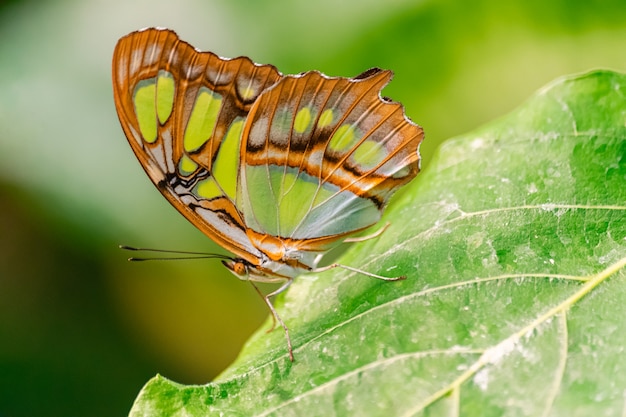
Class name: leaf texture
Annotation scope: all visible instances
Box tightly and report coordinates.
[130,70,626,417]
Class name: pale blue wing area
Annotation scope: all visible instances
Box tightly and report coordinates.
[240,165,380,239]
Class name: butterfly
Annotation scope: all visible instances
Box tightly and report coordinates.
[112,28,424,361]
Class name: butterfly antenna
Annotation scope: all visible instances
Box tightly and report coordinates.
[119,245,233,262]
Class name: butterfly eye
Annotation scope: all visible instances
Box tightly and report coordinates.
[222,259,249,277]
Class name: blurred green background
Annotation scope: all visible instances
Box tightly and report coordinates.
[1,0,626,415]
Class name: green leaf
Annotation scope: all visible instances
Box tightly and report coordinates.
[129,70,626,416]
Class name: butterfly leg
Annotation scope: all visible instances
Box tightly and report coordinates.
[311,262,406,281]
[342,222,390,243]
[249,279,295,362]
[266,308,277,333]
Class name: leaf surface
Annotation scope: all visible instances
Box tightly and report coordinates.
[130,70,626,417]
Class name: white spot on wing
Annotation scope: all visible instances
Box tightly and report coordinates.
[249,116,269,148]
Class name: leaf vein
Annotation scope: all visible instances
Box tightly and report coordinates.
[253,349,484,417]
[400,256,626,415]
[539,311,568,417]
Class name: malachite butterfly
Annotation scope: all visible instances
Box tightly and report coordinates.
[112,28,424,361]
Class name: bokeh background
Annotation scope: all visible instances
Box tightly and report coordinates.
[1,0,626,415]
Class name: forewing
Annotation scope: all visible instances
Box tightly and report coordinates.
[112,28,282,262]
[238,69,424,241]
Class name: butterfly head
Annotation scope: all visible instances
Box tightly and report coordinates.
[221,258,279,283]
[221,258,250,278]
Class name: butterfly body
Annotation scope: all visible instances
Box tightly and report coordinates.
[113,28,423,359]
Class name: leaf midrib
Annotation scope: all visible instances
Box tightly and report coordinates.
[399,255,626,417]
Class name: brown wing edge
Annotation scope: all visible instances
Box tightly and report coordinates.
[111,28,286,265]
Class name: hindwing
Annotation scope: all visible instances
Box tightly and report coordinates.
[238,69,423,245]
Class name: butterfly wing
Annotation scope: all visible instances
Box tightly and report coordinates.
[238,68,424,250]
[112,28,282,264]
